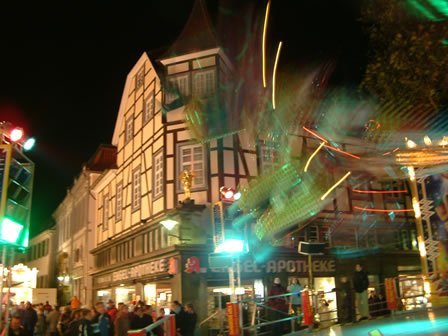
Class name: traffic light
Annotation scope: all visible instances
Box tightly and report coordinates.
[212,187,251,254]
[0,123,35,249]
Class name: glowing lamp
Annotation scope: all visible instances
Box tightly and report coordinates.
[160,219,179,231]
[220,186,238,201]
[215,239,245,254]
[23,137,36,151]
[0,218,24,244]
[10,127,24,142]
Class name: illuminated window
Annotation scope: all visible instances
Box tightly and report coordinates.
[103,194,109,231]
[178,144,206,191]
[260,144,280,173]
[116,182,123,222]
[132,167,141,211]
[136,67,144,90]
[125,117,133,144]
[166,74,190,104]
[153,152,164,198]
[143,92,154,124]
[193,69,216,97]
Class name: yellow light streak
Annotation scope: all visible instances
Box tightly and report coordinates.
[272,41,283,110]
[321,171,351,200]
[262,0,271,88]
[304,142,325,172]
[408,166,415,181]
[412,197,421,219]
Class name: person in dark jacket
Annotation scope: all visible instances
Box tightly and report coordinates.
[78,309,94,336]
[153,309,165,336]
[170,301,187,336]
[9,316,27,336]
[183,304,197,336]
[335,275,355,324]
[267,278,289,335]
[22,302,38,336]
[353,263,370,321]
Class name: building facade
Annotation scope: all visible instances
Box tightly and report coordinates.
[88,1,420,330]
[25,228,57,288]
[53,145,116,305]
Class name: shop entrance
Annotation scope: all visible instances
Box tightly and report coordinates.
[144,280,172,314]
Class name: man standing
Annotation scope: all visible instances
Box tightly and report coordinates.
[287,278,302,329]
[353,263,370,321]
[268,278,288,335]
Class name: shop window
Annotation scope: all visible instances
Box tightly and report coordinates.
[116,182,123,222]
[153,151,164,199]
[132,167,141,211]
[143,92,154,124]
[177,143,206,192]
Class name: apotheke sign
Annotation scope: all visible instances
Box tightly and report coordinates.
[94,258,169,285]
[208,259,336,274]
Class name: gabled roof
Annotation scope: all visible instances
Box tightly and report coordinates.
[160,0,220,60]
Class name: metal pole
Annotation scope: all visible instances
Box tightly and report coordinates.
[229,260,236,302]
[408,172,428,275]
[236,256,243,331]
[308,254,313,290]
[0,246,6,330]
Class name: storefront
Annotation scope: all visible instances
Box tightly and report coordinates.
[93,254,179,311]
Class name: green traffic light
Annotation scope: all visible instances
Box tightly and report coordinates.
[0,218,24,244]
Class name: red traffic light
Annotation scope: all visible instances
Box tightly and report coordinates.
[220,186,241,201]
[10,127,24,142]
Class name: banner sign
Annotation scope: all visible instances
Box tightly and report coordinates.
[301,290,313,326]
[226,302,241,336]
[384,278,397,310]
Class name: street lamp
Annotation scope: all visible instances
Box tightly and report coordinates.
[160,218,179,231]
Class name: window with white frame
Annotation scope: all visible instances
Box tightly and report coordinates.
[103,194,109,231]
[116,182,123,222]
[132,167,141,211]
[166,74,190,103]
[125,117,133,143]
[153,152,164,198]
[193,69,216,97]
[136,67,144,90]
[143,93,154,124]
[178,144,206,190]
[260,144,280,173]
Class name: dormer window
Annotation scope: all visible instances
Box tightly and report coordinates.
[166,74,190,104]
[193,69,216,97]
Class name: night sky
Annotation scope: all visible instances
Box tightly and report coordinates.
[0,0,368,237]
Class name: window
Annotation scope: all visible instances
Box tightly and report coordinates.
[178,144,206,190]
[193,69,216,97]
[143,93,154,124]
[132,167,141,211]
[153,152,164,198]
[136,67,144,90]
[125,117,134,143]
[166,74,190,103]
[103,194,109,231]
[74,248,80,263]
[116,182,123,222]
[260,144,280,173]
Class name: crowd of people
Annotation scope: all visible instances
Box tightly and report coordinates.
[1,297,197,336]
